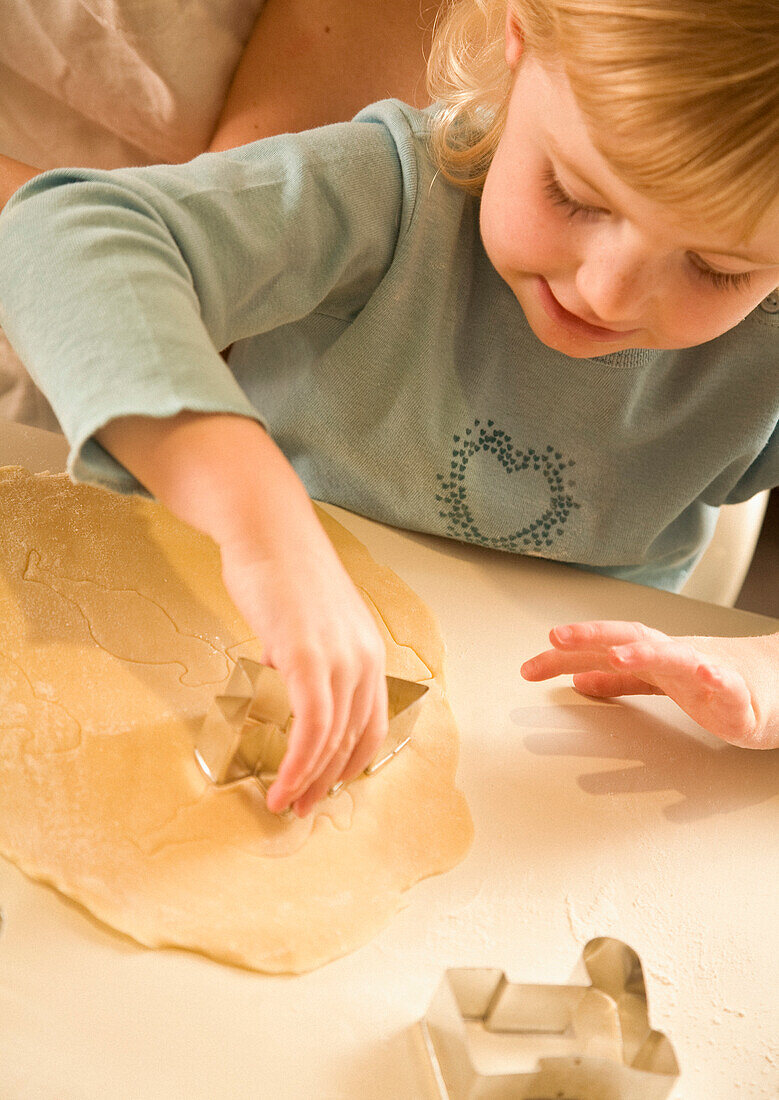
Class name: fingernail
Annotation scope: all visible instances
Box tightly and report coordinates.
[266,783,289,812]
[554,626,572,643]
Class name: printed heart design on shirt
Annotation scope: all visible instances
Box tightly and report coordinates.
[435,419,579,552]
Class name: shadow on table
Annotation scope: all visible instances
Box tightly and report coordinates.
[345,1023,438,1100]
[513,699,779,822]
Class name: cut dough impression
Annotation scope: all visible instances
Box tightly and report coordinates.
[0,467,473,973]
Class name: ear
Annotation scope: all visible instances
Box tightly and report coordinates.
[505,8,524,69]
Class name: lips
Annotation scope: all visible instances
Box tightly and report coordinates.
[536,277,640,343]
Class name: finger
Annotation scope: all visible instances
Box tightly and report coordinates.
[607,638,708,682]
[292,672,383,816]
[522,622,673,681]
[292,748,351,817]
[550,621,665,651]
[266,665,335,813]
[522,647,620,681]
[339,675,390,784]
[287,670,359,806]
[572,670,665,697]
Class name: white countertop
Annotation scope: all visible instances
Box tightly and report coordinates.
[1,420,777,1099]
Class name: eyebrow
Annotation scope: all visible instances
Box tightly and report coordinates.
[548,142,779,267]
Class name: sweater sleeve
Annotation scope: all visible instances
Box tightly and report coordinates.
[0,102,417,493]
[722,420,779,504]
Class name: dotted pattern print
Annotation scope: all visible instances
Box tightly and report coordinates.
[435,419,580,552]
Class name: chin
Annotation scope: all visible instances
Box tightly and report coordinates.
[537,326,642,357]
[543,336,623,358]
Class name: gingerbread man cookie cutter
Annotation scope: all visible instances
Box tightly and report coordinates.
[419,936,680,1099]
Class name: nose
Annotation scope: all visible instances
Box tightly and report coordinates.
[575,229,656,324]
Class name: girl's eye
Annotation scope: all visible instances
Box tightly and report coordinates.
[542,165,756,293]
[542,167,603,221]
[688,257,753,293]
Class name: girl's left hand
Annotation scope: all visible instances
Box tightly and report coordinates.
[521,622,779,749]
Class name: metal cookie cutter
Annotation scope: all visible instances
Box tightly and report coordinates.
[419,937,680,1099]
[194,657,428,808]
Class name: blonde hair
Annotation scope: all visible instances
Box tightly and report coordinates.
[427,0,779,235]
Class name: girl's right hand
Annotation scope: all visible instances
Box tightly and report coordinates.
[219,525,389,816]
[95,411,389,817]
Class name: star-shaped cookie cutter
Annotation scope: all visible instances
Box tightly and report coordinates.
[419,936,680,1099]
[194,657,428,809]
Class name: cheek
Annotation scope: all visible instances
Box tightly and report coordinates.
[677,278,772,332]
[653,285,767,348]
[479,159,513,275]
[480,150,561,278]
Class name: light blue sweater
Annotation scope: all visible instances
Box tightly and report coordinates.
[0,100,777,590]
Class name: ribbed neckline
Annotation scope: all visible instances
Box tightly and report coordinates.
[591,347,665,369]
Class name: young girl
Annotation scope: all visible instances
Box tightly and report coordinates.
[0,0,776,815]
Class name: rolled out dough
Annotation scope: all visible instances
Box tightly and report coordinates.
[0,467,472,973]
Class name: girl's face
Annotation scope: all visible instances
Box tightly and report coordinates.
[480,19,779,357]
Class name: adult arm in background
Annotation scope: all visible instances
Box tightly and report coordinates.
[0,155,38,214]
[208,0,440,150]
[1,0,442,213]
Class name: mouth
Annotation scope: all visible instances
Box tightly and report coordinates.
[536,277,641,343]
